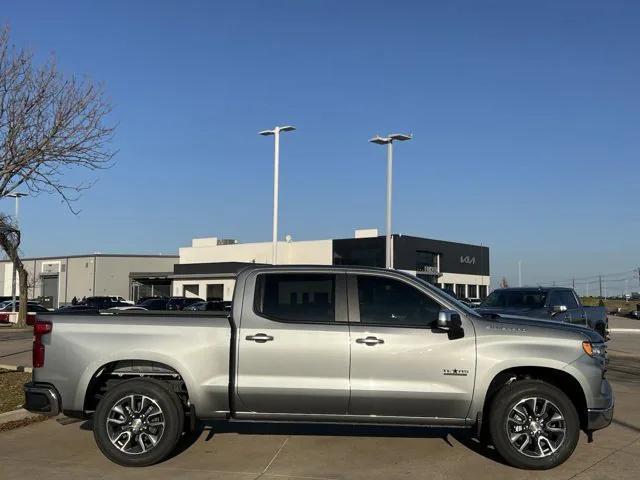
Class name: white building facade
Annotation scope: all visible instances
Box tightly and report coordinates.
[173,230,490,301]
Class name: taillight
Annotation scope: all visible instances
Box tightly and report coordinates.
[33,321,52,368]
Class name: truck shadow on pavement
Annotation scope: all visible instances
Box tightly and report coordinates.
[78,418,505,465]
[178,421,505,465]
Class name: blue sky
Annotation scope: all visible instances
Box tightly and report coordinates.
[1,0,638,287]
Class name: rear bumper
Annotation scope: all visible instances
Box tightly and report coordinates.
[23,382,61,416]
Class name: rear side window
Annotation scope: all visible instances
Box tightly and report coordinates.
[254,273,335,323]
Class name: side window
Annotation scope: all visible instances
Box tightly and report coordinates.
[255,273,335,323]
[548,291,561,308]
[357,275,442,327]
[560,291,579,309]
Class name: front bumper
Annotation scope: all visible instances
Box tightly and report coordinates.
[587,403,614,431]
[23,382,61,416]
[587,381,614,431]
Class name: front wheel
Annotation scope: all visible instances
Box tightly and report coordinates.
[488,379,579,470]
[93,379,184,467]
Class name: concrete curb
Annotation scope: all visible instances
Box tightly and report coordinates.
[0,363,32,373]
[610,328,640,334]
[608,350,640,360]
[0,408,39,424]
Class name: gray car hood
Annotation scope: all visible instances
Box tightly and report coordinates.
[480,313,603,342]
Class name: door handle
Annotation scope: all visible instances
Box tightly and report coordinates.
[246,333,274,343]
[356,336,385,346]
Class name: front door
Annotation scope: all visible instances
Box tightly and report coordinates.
[348,272,476,419]
[236,270,350,414]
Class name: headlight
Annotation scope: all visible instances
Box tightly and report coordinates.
[583,341,606,358]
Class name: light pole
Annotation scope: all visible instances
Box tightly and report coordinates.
[518,260,523,287]
[259,125,295,265]
[369,133,412,269]
[6,192,27,313]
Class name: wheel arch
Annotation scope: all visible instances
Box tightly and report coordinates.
[480,366,588,432]
[82,359,191,413]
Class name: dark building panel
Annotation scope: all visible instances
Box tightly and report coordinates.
[332,237,385,268]
[393,235,489,276]
[173,261,264,275]
[332,235,489,276]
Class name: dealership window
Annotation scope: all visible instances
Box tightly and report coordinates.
[468,284,478,299]
[455,284,466,299]
[444,283,454,291]
[357,275,441,327]
[206,284,224,301]
[183,284,200,297]
[416,251,438,271]
[254,273,335,323]
[479,285,488,299]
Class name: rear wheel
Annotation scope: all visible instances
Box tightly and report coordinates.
[489,380,579,470]
[93,379,183,467]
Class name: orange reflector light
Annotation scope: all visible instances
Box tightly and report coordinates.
[582,341,593,356]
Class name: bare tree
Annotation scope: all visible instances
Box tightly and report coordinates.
[1,26,115,326]
[0,214,27,324]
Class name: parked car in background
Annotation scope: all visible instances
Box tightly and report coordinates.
[467,298,482,307]
[83,296,132,309]
[136,296,166,305]
[476,287,608,337]
[137,298,169,310]
[166,296,204,311]
[0,300,50,324]
[25,265,613,470]
[183,300,227,312]
[108,296,134,305]
[106,306,148,312]
[0,300,50,312]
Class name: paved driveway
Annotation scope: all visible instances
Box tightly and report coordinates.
[0,328,31,368]
[2,319,640,479]
[1,359,639,480]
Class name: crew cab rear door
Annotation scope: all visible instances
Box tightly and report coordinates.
[235,270,350,415]
[347,272,476,420]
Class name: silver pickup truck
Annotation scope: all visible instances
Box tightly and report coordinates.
[24,265,613,470]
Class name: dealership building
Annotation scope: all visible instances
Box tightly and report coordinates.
[170,229,490,302]
[0,230,490,308]
[0,254,178,308]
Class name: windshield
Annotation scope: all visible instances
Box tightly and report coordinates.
[412,276,479,316]
[481,290,547,308]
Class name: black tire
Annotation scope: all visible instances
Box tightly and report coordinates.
[488,380,579,470]
[595,323,606,339]
[93,379,184,467]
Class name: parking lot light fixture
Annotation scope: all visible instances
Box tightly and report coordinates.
[259,126,296,265]
[6,192,27,313]
[369,133,412,269]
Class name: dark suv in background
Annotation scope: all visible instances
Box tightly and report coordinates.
[166,296,204,310]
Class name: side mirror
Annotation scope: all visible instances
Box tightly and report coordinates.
[552,305,567,315]
[437,309,462,330]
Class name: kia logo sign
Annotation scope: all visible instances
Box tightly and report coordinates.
[460,256,476,265]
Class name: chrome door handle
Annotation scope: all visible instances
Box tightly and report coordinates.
[356,336,384,346]
[245,333,274,343]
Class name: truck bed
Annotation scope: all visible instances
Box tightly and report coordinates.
[34,311,233,418]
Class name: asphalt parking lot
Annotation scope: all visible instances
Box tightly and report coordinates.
[1,319,639,479]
